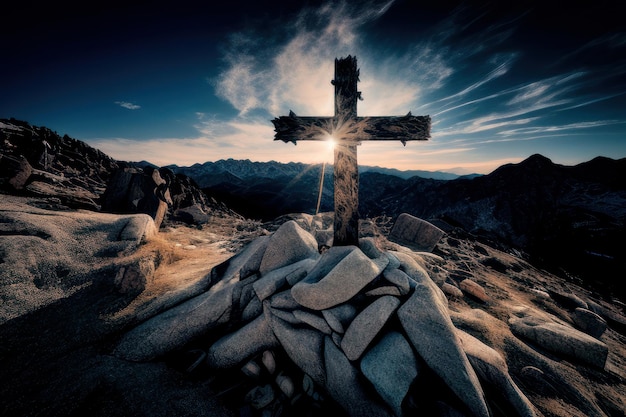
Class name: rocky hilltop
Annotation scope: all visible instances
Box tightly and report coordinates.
[0,197,625,417]
[1,119,625,417]
[0,118,236,223]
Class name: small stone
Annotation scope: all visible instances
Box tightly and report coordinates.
[572,307,607,339]
[245,384,275,409]
[241,360,262,380]
[459,279,489,303]
[276,374,295,398]
[442,282,463,299]
[262,350,276,375]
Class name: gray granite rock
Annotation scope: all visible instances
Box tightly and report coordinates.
[572,307,607,339]
[322,303,358,334]
[241,294,263,322]
[398,284,490,417]
[324,336,394,417]
[341,295,400,361]
[293,309,333,334]
[206,309,279,368]
[509,315,608,368]
[388,213,445,252]
[291,246,387,310]
[239,235,270,279]
[390,250,445,304]
[268,289,301,310]
[252,258,316,301]
[113,236,267,361]
[259,220,319,274]
[361,331,420,417]
[456,329,537,417]
[364,286,402,297]
[268,312,326,386]
[382,268,411,295]
[297,245,356,285]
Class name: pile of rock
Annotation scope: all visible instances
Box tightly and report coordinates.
[114,218,542,417]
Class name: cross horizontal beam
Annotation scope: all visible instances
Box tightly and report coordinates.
[272,111,431,145]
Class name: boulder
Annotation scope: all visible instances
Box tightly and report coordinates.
[456,329,537,417]
[113,236,269,361]
[572,307,607,339]
[340,295,400,361]
[388,213,445,252]
[259,220,319,274]
[361,331,420,417]
[269,312,326,386]
[398,284,490,417]
[291,246,388,310]
[207,309,279,368]
[324,336,394,417]
[0,154,32,190]
[102,167,172,229]
[509,315,608,369]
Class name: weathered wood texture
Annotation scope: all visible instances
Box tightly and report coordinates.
[272,113,431,144]
[271,55,431,246]
[333,142,359,246]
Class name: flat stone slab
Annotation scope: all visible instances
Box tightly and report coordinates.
[509,315,608,369]
[456,329,537,417]
[398,283,490,417]
[361,331,420,417]
[389,213,445,252]
[207,311,279,368]
[340,295,400,361]
[291,246,387,310]
[324,336,394,417]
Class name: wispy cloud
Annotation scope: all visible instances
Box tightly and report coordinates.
[498,120,626,137]
[115,101,141,110]
[214,0,470,118]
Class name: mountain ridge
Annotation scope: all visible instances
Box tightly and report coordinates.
[2,118,624,298]
[164,158,478,184]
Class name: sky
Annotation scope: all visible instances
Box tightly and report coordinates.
[2,0,625,174]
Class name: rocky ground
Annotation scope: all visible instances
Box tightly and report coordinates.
[1,195,625,417]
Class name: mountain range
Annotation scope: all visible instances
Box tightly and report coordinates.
[1,118,625,300]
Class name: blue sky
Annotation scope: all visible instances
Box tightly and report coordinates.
[2,0,625,174]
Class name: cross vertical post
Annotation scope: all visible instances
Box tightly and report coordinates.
[332,56,360,246]
[272,56,431,247]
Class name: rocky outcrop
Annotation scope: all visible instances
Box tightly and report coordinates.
[0,195,157,324]
[388,212,445,252]
[101,166,172,229]
[114,218,541,417]
[0,118,118,209]
[2,202,625,417]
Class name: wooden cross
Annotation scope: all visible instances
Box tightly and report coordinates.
[272,55,431,246]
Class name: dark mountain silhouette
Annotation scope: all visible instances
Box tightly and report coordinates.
[173,154,626,299]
